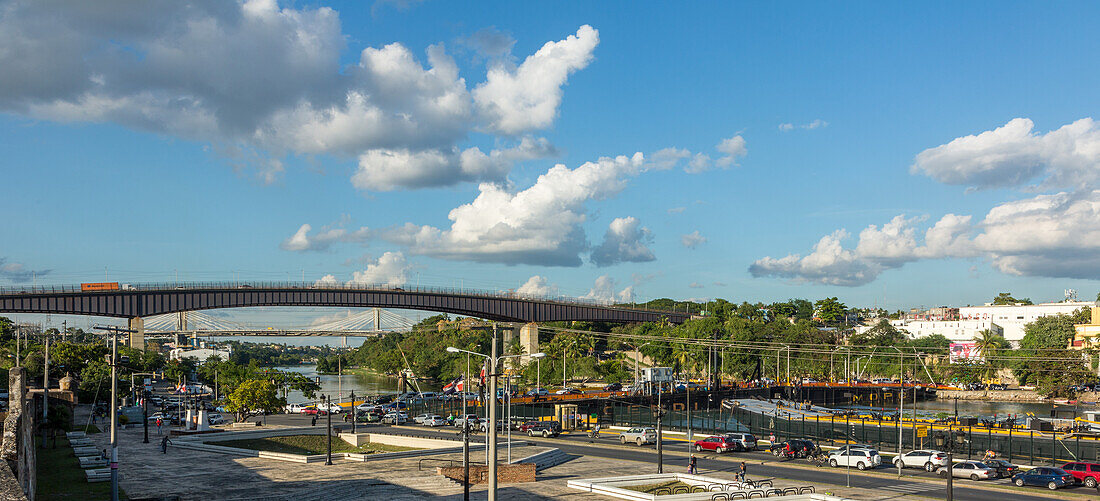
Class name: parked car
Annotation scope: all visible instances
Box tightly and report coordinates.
[985,459,1020,479]
[207,413,227,425]
[619,427,658,446]
[1012,467,1075,490]
[938,461,996,480]
[894,450,950,471]
[603,383,623,392]
[301,406,324,416]
[413,413,433,424]
[517,420,542,432]
[988,383,1008,390]
[526,421,562,437]
[828,449,881,470]
[480,420,511,433]
[1061,462,1100,487]
[423,415,447,427]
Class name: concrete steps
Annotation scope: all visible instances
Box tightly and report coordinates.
[511,448,573,471]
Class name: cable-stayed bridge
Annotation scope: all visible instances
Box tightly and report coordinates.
[142,308,414,337]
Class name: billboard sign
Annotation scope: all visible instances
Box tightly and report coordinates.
[949,342,982,363]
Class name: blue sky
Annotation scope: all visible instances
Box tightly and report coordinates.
[3,0,1100,320]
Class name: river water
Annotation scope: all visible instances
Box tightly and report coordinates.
[275,365,401,405]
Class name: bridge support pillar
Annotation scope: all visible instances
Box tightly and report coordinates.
[128,317,145,350]
[520,323,538,362]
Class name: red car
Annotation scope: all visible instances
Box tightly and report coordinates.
[693,435,738,454]
[517,420,542,433]
[301,406,328,416]
[1061,462,1100,487]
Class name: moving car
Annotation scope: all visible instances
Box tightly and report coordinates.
[1012,467,1075,490]
[1061,462,1100,487]
[454,414,481,428]
[938,461,995,480]
[985,459,1019,479]
[603,383,623,392]
[518,420,542,432]
[724,433,758,451]
[693,436,737,454]
[770,439,817,459]
[284,403,308,414]
[526,421,562,437]
[619,427,658,446]
[894,450,950,471]
[423,415,447,427]
[317,402,343,414]
[828,449,881,470]
[382,412,407,425]
[525,388,549,397]
[554,388,582,395]
[413,413,433,424]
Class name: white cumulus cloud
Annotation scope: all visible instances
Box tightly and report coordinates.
[515,275,556,297]
[281,220,370,252]
[473,25,599,135]
[347,251,410,287]
[716,135,747,168]
[377,152,646,266]
[582,275,634,304]
[681,230,707,249]
[591,217,655,267]
[0,2,591,189]
[912,117,1100,190]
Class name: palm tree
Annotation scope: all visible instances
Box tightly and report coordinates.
[972,329,1006,379]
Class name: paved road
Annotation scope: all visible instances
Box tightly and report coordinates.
[259,413,1095,501]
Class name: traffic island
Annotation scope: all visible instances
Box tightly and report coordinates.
[568,473,850,500]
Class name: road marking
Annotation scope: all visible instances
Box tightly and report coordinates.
[877,483,938,493]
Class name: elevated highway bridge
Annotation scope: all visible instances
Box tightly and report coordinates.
[0,281,690,350]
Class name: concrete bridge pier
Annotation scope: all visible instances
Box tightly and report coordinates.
[128,317,144,350]
[520,323,539,362]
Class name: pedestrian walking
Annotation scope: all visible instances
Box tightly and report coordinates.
[769,432,776,445]
[738,461,747,483]
[156,417,163,435]
[688,455,697,475]
[160,436,172,454]
[311,416,317,427]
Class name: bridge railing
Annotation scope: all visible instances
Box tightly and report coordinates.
[0,281,688,317]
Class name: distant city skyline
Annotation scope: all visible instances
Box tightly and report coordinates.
[4,1,1100,318]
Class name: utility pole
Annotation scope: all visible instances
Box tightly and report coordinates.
[324,394,333,465]
[488,324,499,501]
[95,325,134,501]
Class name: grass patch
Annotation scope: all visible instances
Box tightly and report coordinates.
[620,480,692,494]
[78,424,101,434]
[36,436,126,500]
[213,435,421,455]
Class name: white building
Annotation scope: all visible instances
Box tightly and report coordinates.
[958,301,1093,343]
[897,320,1002,343]
[169,347,231,363]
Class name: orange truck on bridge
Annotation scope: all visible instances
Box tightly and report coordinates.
[80,282,119,292]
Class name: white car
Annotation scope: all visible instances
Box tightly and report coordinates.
[356,403,378,413]
[619,427,658,446]
[207,413,227,425]
[284,403,308,414]
[424,415,447,427]
[382,412,408,424]
[413,413,433,424]
[828,449,881,470]
[317,402,343,414]
[939,461,995,480]
[894,450,950,471]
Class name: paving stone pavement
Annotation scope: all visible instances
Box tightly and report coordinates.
[72,405,928,500]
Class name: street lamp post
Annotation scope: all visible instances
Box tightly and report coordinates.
[323,394,333,465]
[891,346,905,478]
[94,325,134,501]
[446,344,545,501]
[350,390,356,434]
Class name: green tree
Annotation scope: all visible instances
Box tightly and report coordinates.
[223,379,285,422]
[993,292,1032,305]
[1014,315,1089,397]
[814,297,847,325]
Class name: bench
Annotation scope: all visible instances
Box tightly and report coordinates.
[66,432,86,440]
[84,468,110,483]
[78,457,107,469]
[69,439,93,446]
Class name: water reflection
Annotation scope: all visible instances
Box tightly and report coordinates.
[276,365,399,404]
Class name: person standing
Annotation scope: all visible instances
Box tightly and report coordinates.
[156,417,162,435]
[688,455,697,475]
[738,461,747,483]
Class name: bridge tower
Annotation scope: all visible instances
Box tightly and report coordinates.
[128,317,145,350]
[177,311,188,331]
[373,308,381,331]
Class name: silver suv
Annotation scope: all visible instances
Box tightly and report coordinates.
[724,433,757,451]
[619,427,658,446]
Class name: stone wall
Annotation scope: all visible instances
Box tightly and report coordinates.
[1,368,33,500]
[936,389,1045,401]
[437,463,536,484]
